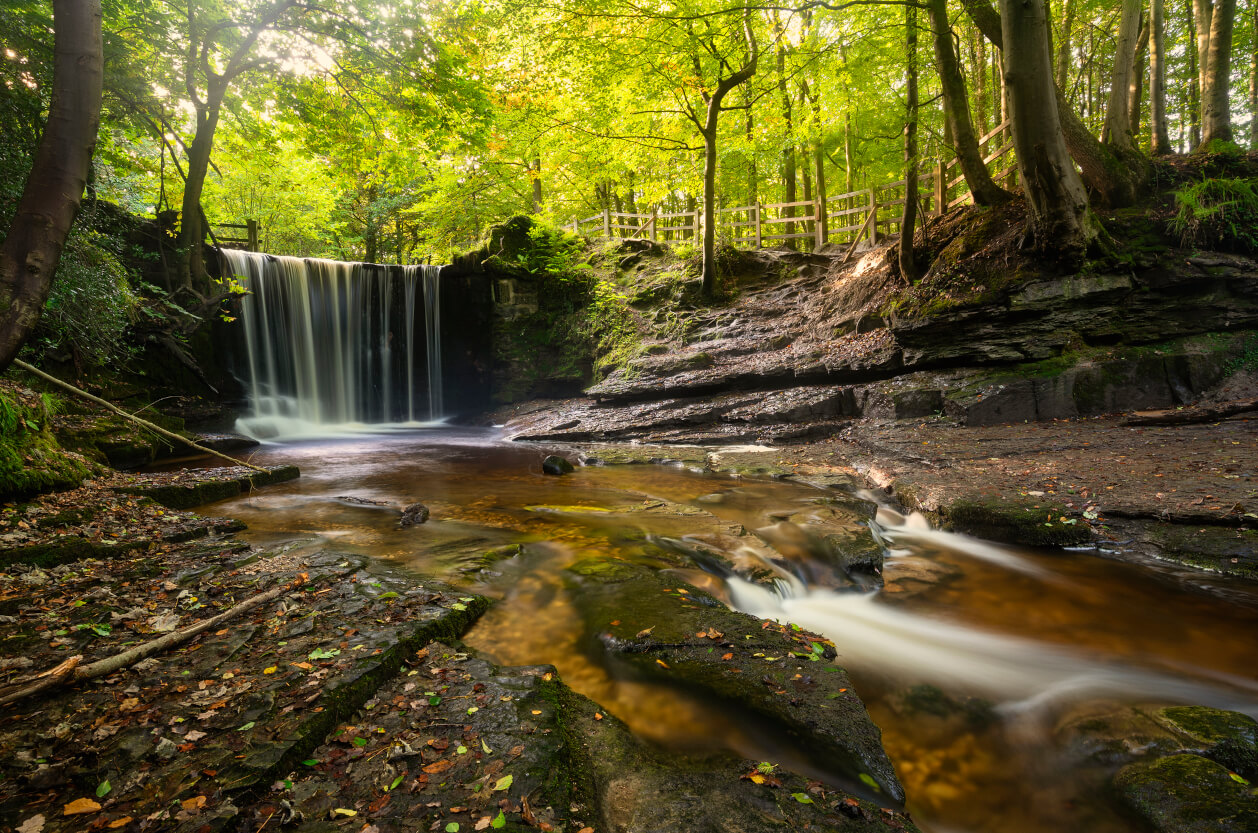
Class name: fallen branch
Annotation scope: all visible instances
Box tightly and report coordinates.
[841,209,877,265]
[12,358,266,473]
[0,574,307,708]
[1122,399,1258,427]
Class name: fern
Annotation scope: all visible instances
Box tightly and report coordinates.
[1170,177,1258,254]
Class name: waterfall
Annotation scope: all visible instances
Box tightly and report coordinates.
[222,250,444,440]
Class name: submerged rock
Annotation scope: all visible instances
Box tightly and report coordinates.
[542,454,575,475]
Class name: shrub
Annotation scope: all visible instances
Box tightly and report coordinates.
[1170,177,1258,253]
[27,223,138,368]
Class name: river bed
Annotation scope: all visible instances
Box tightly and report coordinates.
[203,428,1258,833]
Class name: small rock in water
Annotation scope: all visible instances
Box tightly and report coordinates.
[400,502,430,527]
[542,455,575,476]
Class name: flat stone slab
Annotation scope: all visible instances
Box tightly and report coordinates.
[114,464,300,510]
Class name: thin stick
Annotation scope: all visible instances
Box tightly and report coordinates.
[12,358,267,473]
[842,208,877,265]
[0,575,307,707]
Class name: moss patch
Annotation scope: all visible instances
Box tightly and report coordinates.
[1114,754,1258,833]
[0,383,93,501]
[940,497,1091,547]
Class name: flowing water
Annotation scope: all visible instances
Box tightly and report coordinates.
[222,251,444,440]
[202,429,1258,833]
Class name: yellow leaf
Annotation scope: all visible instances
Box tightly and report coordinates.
[332,808,357,817]
[263,666,277,675]
[63,799,101,816]
[108,817,133,828]
[749,773,766,784]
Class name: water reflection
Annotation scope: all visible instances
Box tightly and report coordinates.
[203,429,1258,833]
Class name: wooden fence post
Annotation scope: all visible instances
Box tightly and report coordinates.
[602,209,611,238]
[754,202,762,248]
[571,217,578,234]
[867,189,880,246]
[814,198,824,248]
[650,207,658,243]
[246,219,259,252]
[934,161,946,217]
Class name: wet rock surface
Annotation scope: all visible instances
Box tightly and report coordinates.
[563,558,906,806]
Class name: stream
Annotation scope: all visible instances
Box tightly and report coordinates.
[200,428,1258,833]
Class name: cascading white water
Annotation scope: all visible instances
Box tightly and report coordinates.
[711,511,1258,718]
[222,250,445,440]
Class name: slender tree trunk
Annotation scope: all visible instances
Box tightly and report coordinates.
[844,111,854,192]
[699,13,758,297]
[1194,0,1214,103]
[776,35,797,248]
[1104,0,1143,149]
[1202,0,1238,144]
[999,0,1098,260]
[745,89,757,205]
[928,0,1010,204]
[809,83,828,245]
[177,96,222,292]
[626,173,637,215]
[0,0,103,373]
[973,28,988,132]
[1250,2,1258,148]
[1189,8,1202,149]
[1129,31,1147,139]
[530,156,543,213]
[900,1,920,282]
[1151,0,1173,154]
[1055,0,1076,90]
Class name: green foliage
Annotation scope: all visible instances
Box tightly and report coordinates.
[1170,178,1258,253]
[0,384,92,501]
[27,224,138,369]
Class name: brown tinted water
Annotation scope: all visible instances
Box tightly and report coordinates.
[203,429,1258,833]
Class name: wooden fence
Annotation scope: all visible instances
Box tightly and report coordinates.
[211,219,260,251]
[568,120,1013,253]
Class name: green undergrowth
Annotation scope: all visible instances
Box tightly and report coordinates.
[0,382,93,501]
[1171,176,1258,253]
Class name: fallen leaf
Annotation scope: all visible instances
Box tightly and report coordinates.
[475,818,492,831]
[332,808,357,817]
[791,792,813,804]
[493,774,513,791]
[423,760,454,774]
[63,798,101,816]
[16,815,45,833]
[655,659,669,669]
[107,817,133,829]
[635,626,655,638]
[180,796,206,812]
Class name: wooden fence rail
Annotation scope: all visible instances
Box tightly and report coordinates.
[211,219,260,251]
[568,120,1013,255]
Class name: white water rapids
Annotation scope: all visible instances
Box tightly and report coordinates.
[720,509,1258,719]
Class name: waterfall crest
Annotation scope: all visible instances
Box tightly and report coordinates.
[222,250,444,440]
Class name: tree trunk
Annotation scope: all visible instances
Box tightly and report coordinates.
[1189,10,1202,150]
[809,83,828,245]
[1194,0,1214,105]
[776,37,797,248]
[843,111,854,192]
[177,96,222,293]
[1128,20,1149,136]
[999,0,1098,261]
[1250,2,1258,149]
[1055,0,1076,89]
[745,90,757,205]
[928,0,1011,205]
[698,13,758,297]
[973,28,988,133]
[0,0,103,373]
[1150,0,1173,154]
[528,156,543,213]
[1103,0,1143,150]
[900,1,920,283]
[1201,0,1238,145]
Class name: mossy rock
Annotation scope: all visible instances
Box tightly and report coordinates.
[940,497,1091,547]
[563,558,906,806]
[1114,754,1258,833]
[0,384,93,500]
[1157,707,1258,778]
